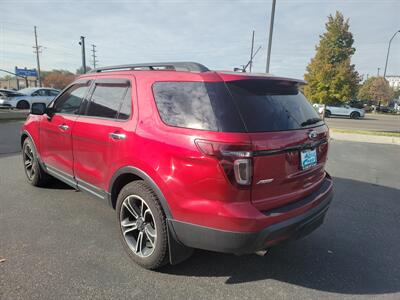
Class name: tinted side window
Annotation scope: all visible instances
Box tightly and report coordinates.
[153,82,244,132]
[54,83,90,115]
[87,82,129,119]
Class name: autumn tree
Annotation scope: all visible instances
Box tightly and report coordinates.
[304,11,360,104]
[42,70,75,89]
[358,77,395,105]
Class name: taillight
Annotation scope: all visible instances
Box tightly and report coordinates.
[195,139,253,187]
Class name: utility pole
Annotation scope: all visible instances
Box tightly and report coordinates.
[265,0,276,73]
[91,44,98,69]
[33,26,42,87]
[249,30,255,72]
[79,36,87,73]
[383,30,400,78]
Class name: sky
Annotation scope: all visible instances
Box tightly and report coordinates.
[1,0,399,80]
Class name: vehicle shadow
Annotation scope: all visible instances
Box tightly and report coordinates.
[161,177,400,295]
[39,177,74,190]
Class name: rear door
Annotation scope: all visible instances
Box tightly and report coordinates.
[225,79,329,211]
[72,77,135,193]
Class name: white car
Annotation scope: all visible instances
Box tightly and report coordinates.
[0,87,60,109]
[317,104,365,119]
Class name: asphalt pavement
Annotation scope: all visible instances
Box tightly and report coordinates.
[325,113,400,132]
[0,120,23,155]
[1,122,400,299]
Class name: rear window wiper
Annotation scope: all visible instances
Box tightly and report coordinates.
[301,118,322,127]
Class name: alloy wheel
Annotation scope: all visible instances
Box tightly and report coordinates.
[23,144,35,180]
[120,195,157,258]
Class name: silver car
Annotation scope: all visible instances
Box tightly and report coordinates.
[317,104,365,119]
[0,87,60,109]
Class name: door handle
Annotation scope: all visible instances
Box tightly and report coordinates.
[109,132,126,140]
[58,124,69,131]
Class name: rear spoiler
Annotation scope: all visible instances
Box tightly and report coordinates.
[216,71,306,85]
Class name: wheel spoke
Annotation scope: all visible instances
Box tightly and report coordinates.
[25,160,32,168]
[144,225,155,247]
[25,149,33,160]
[135,231,144,255]
[121,219,137,227]
[121,218,138,236]
[140,200,144,217]
[123,200,139,219]
[123,225,138,236]
[143,209,151,219]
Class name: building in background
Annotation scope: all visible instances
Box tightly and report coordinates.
[0,78,37,90]
[386,75,400,90]
[0,77,37,90]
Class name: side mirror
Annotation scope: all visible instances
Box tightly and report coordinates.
[30,102,47,115]
[46,106,55,119]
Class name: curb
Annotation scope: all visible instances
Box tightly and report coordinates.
[0,110,29,122]
[330,131,400,146]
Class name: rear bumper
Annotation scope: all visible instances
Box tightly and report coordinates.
[169,175,333,254]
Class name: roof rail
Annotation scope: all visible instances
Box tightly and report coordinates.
[89,62,210,73]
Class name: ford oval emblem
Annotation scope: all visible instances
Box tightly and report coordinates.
[308,130,318,140]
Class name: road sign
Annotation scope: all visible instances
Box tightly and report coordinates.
[15,67,38,78]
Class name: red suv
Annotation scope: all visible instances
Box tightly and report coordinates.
[21,62,333,269]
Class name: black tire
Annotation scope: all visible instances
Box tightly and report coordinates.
[17,100,30,110]
[350,111,360,119]
[116,180,168,269]
[324,110,331,118]
[22,138,50,187]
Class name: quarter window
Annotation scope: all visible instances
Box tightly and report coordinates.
[152,81,245,132]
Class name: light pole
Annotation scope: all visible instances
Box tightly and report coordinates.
[383,30,400,78]
[266,0,276,73]
[79,36,87,74]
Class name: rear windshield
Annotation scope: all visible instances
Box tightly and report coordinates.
[227,80,323,132]
[152,80,322,133]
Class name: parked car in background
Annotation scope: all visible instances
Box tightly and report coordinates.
[318,104,365,119]
[375,106,396,114]
[0,89,25,107]
[0,87,60,109]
